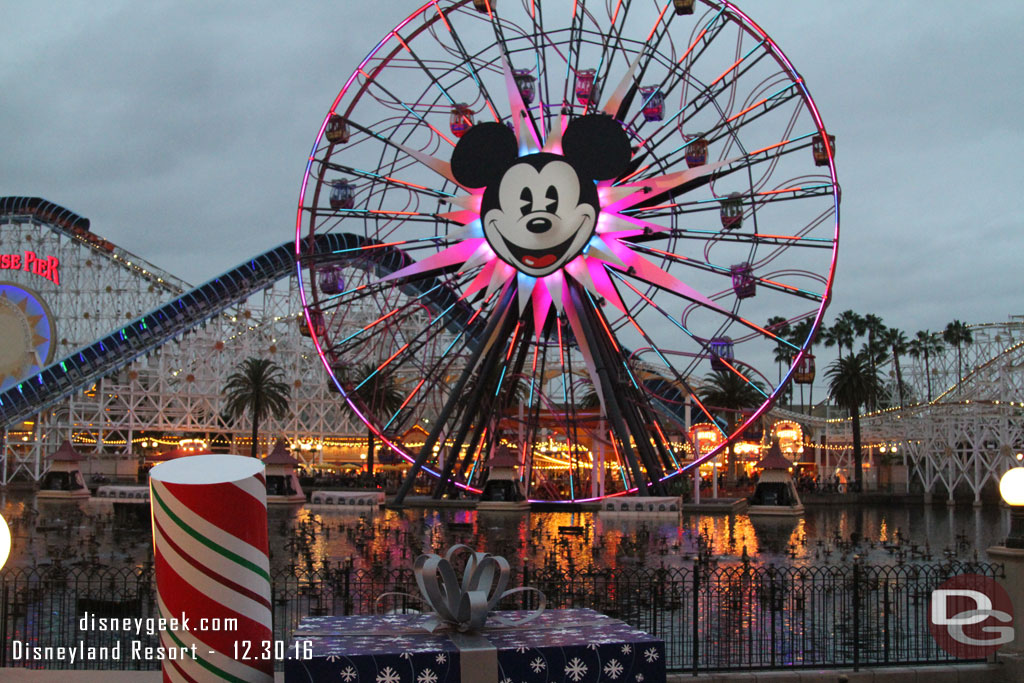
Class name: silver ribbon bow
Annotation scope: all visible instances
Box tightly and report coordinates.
[397,544,545,633]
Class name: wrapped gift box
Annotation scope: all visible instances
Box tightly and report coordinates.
[285,607,665,683]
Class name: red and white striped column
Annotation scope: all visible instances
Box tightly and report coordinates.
[150,454,273,682]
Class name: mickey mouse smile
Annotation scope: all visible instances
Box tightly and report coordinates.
[497,216,589,270]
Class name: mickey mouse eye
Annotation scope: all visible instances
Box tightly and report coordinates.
[520,187,533,217]
[545,185,559,213]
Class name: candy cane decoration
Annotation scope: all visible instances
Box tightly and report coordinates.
[150,454,273,682]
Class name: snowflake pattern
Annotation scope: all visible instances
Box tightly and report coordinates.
[297,609,666,683]
[564,657,588,682]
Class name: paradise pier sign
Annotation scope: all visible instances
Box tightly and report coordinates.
[0,251,61,285]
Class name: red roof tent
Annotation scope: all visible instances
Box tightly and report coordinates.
[755,442,792,470]
[47,440,83,463]
[487,445,522,469]
[264,438,298,466]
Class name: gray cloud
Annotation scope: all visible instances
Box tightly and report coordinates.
[2,0,1020,374]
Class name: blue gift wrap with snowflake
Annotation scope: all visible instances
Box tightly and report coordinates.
[284,607,665,683]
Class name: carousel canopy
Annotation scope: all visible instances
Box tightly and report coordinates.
[755,442,792,470]
[47,440,83,462]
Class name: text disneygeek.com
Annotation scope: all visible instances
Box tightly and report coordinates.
[6,611,312,664]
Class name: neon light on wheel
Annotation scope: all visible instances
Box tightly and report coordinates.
[296,0,839,502]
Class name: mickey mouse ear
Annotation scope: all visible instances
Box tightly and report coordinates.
[450,122,519,188]
[562,114,632,181]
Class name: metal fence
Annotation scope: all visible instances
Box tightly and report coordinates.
[0,559,1004,672]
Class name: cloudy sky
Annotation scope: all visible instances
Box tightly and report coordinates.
[3,0,1021,356]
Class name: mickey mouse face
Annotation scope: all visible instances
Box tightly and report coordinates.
[483,155,596,276]
[451,115,631,278]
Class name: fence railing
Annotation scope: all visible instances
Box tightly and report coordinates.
[0,559,1004,672]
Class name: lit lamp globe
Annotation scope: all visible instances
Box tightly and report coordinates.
[0,512,10,570]
[998,467,1024,549]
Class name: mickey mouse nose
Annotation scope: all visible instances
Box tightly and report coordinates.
[526,217,552,234]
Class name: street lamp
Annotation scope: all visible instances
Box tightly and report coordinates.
[999,467,1024,549]
[0,512,10,570]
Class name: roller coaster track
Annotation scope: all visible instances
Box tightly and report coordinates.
[2,197,700,458]
[0,231,480,430]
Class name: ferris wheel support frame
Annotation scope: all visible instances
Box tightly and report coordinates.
[393,283,516,504]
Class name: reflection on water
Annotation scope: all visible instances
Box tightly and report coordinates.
[0,490,1009,573]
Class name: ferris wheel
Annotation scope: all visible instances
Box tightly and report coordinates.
[296,0,838,503]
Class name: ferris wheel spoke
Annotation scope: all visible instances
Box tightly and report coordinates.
[578,283,719,431]
[562,0,590,109]
[319,160,456,199]
[633,59,781,170]
[712,356,772,401]
[351,301,466,392]
[317,236,454,262]
[315,272,466,335]
[606,3,685,124]
[585,7,639,118]
[623,242,825,304]
[356,75,460,148]
[324,113,454,181]
[524,0,554,137]
[304,207,453,224]
[649,82,802,162]
[608,264,799,356]
[626,176,837,221]
[390,26,490,118]
[324,271,480,353]
[434,5,504,122]
[674,5,728,70]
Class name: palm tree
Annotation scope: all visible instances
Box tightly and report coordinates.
[838,310,866,355]
[222,357,291,458]
[822,317,855,360]
[908,330,943,401]
[943,320,973,391]
[698,371,766,485]
[862,314,886,409]
[882,327,910,407]
[826,352,883,491]
[766,316,791,385]
[578,382,602,409]
[341,363,405,477]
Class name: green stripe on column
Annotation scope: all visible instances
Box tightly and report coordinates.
[163,627,254,683]
[152,485,270,582]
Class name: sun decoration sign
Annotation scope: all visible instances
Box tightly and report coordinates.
[0,283,56,390]
[0,251,61,286]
